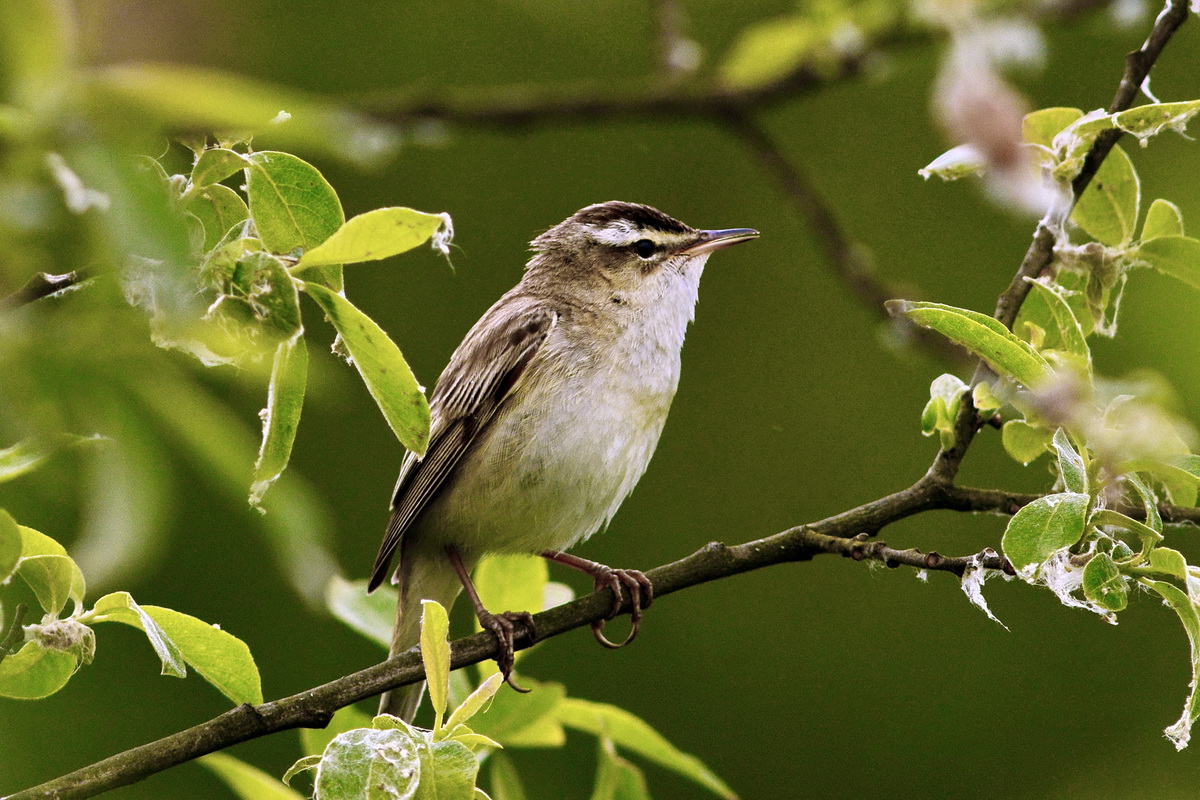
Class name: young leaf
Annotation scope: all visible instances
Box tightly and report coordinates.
[555,698,736,799]
[16,554,84,617]
[1145,579,1200,750]
[719,14,815,90]
[421,599,451,732]
[297,207,450,268]
[1071,144,1139,246]
[303,282,430,454]
[245,151,344,291]
[444,673,505,733]
[326,575,394,650]
[191,148,250,189]
[1135,236,1200,291]
[1082,553,1127,612]
[1022,107,1083,148]
[887,301,1052,388]
[487,753,529,800]
[1142,198,1185,240]
[0,433,104,483]
[0,641,77,699]
[0,510,19,582]
[145,605,262,704]
[1023,279,1090,366]
[1052,429,1088,494]
[1113,100,1200,143]
[283,755,322,787]
[1125,473,1163,535]
[300,703,375,757]
[1001,420,1051,466]
[87,591,187,678]
[590,736,652,800]
[918,144,986,181]
[474,555,549,628]
[470,677,567,746]
[315,728,422,800]
[1149,547,1187,580]
[250,334,309,510]
[199,753,307,800]
[412,739,478,800]
[182,185,249,253]
[1001,492,1090,578]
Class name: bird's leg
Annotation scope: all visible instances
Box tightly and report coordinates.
[446,545,533,693]
[542,550,653,649]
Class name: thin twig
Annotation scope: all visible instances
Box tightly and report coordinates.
[0,272,80,311]
[720,109,968,365]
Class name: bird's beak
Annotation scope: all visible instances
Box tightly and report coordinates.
[679,228,760,256]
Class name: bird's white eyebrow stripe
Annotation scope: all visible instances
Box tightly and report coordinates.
[581,222,680,247]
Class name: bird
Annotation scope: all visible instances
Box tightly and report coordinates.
[369,201,758,720]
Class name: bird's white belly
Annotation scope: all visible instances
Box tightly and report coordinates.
[423,348,680,556]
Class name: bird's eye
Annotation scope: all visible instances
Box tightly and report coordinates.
[633,239,656,259]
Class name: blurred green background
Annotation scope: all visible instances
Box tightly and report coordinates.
[3,1,1200,798]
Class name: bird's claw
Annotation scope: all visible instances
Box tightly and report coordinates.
[478,610,536,693]
[590,568,654,649]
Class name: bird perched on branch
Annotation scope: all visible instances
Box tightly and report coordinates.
[370,201,758,720]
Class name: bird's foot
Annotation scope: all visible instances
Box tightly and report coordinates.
[476,609,536,693]
[590,567,654,649]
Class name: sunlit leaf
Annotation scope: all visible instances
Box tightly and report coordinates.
[471,677,566,746]
[16,554,80,617]
[1001,492,1090,578]
[182,184,249,253]
[200,753,307,800]
[297,207,450,268]
[719,14,814,90]
[1136,236,1200,291]
[88,591,187,678]
[1142,198,1184,240]
[191,148,250,189]
[414,739,477,800]
[1150,547,1187,580]
[245,151,344,290]
[314,728,421,800]
[444,673,504,733]
[0,641,76,699]
[1113,100,1200,143]
[326,576,394,650]
[0,510,20,583]
[1052,429,1088,495]
[555,699,736,799]
[250,334,308,510]
[1022,107,1083,148]
[1001,419,1051,466]
[1071,144,1139,246]
[146,605,262,704]
[887,301,1052,388]
[590,735,651,800]
[1023,279,1090,366]
[420,599,451,731]
[303,282,430,454]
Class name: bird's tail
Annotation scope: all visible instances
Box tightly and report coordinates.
[378,549,465,722]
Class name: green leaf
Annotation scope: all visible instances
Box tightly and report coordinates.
[314,728,421,800]
[471,677,566,747]
[920,374,967,448]
[1001,492,1091,578]
[887,301,1052,388]
[0,510,23,583]
[590,736,652,800]
[1082,552,1127,612]
[474,555,548,626]
[1071,144,1139,246]
[245,151,344,290]
[444,673,504,733]
[1023,279,1090,366]
[1001,419,1052,466]
[146,605,262,704]
[87,591,187,678]
[1142,198,1184,240]
[1145,579,1200,749]
[297,207,450,268]
[182,184,250,253]
[918,144,986,181]
[200,753,307,800]
[414,739,477,800]
[1052,429,1088,494]
[0,641,76,699]
[1150,547,1187,580]
[88,65,398,165]
[0,0,75,109]
[421,599,451,732]
[972,382,1003,416]
[301,703,376,757]
[719,14,815,90]
[1091,510,1163,556]
[326,576,394,650]
[191,148,250,189]
[16,554,82,617]
[555,699,736,799]
[303,282,430,454]
[0,433,104,483]
[283,755,322,787]
[487,753,529,800]
[1136,236,1200,291]
[1113,100,1200,143]
[250,335,309,510]
[1126,473,1163,535]
[1022,107,1083,148]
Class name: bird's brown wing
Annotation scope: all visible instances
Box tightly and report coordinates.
[367,298,557,591]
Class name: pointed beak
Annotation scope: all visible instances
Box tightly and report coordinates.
[679,228,760,256]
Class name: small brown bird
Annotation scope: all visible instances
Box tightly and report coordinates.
[371,202,758,720]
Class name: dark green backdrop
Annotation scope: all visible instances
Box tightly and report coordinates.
[3,1,1200,798]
